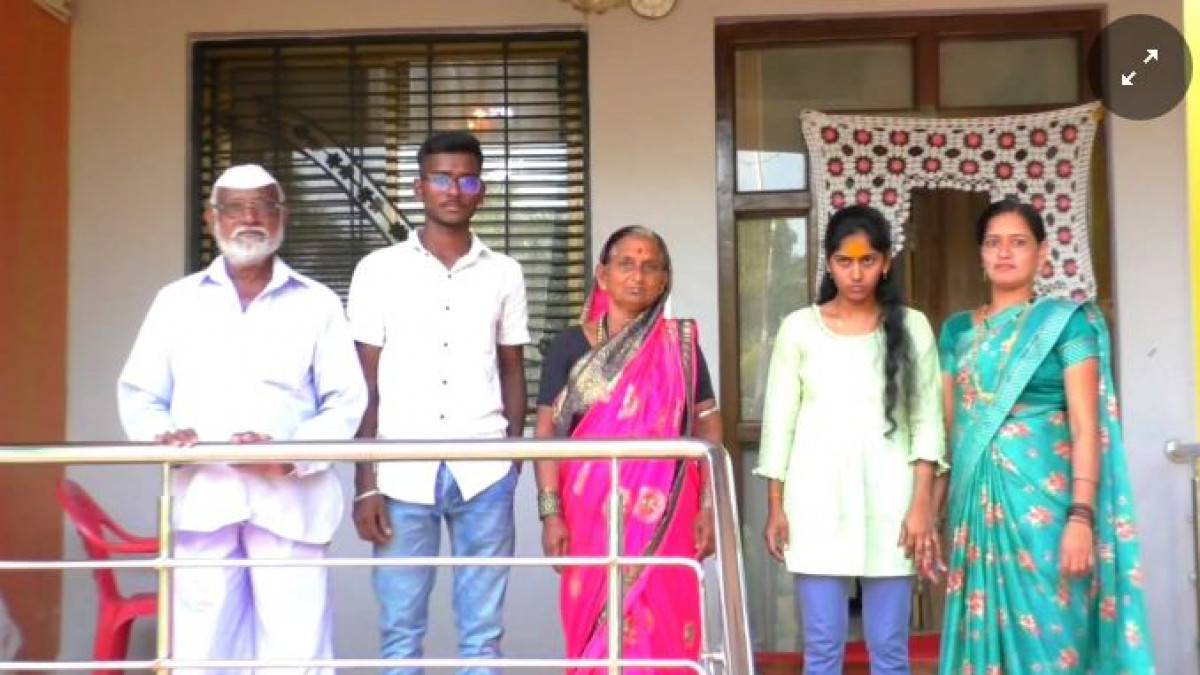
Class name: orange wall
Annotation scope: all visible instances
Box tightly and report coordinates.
[0,0,70,661]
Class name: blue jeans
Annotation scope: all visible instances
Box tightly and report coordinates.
[374,464,517,675]
[795,575,913,675]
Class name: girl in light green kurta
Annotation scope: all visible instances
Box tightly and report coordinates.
[755,205,946,675]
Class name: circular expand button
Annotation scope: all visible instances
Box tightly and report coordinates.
[1087,14,1193,121]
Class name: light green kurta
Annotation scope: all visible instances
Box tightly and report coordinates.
[754,306,946,577]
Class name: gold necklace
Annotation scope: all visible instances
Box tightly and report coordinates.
[967,300,1033,404]
[596,315,608,343]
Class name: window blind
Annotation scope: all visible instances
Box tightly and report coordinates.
[191,34,590,411]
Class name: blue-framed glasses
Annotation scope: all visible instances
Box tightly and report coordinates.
[422,172,484,195]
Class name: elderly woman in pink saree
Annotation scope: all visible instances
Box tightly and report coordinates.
[534,226,724,674]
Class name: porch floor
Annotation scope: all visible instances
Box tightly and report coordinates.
[755,633,940,674]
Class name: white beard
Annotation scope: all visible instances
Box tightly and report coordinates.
[216,226,282,267]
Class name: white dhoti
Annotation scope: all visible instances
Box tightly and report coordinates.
[173,524,332,675]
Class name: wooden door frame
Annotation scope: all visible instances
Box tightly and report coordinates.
[714,7,1102,490]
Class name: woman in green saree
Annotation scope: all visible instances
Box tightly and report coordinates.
[936,199,1155,674]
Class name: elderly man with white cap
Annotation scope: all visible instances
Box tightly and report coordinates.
[117,164,367,673]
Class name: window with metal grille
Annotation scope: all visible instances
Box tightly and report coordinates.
[190,33,590,412]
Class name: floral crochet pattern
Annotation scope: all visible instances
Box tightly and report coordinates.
[801,102,1102,300]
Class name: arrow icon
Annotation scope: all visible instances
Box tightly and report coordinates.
[1122,71,1137,86]
[1144,48,1159,63]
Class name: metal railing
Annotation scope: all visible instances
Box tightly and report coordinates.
[1166,439,1200,657]
[0,439,753,674]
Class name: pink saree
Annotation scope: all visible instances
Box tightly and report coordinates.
[553,291,704,674]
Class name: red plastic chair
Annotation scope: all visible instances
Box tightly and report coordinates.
[57,479,158,674]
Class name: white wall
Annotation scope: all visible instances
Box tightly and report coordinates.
[67,0,1195,671]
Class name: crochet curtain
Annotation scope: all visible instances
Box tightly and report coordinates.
[800,102,1103,300]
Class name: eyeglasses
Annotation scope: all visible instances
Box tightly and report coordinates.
[422,172,484,195]
[212,199,283,218]
[611,259,668,276]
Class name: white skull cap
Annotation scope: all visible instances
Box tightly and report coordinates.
[213,164,279,191]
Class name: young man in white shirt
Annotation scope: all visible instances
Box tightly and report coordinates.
[117,164,367,673]
[347,131,530,675]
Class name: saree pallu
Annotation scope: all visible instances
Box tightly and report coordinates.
[558,317,703,675]
[939,299,1155,674]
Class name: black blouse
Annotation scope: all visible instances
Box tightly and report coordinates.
[536,325,716,407]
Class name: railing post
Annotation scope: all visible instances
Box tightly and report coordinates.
[607,455,623,675]
[155,462,173,675]
[707,443,753,675]
[1165,440,1200,656]
[1192,459,1200,655]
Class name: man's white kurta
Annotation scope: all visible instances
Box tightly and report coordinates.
[117,256,367,544]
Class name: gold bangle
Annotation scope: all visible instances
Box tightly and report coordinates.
[537,490,563,520]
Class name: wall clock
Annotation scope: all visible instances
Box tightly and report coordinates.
[629,0,676,20]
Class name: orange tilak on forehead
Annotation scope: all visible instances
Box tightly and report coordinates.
[839,237,874,259]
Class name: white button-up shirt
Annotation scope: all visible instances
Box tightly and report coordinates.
[117,257,367,544]
[347,231,530,504]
